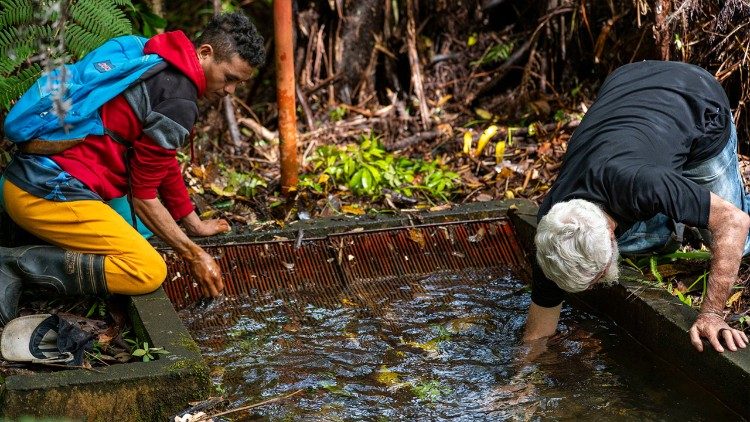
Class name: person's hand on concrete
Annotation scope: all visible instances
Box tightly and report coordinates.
[689,311,748,353]
[187,249,225,297]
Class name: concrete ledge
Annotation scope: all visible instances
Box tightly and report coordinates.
[0,288,210,421]
[151,198,540,249]
[509,202,750,417]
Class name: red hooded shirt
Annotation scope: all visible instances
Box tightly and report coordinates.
[51,31,205,221]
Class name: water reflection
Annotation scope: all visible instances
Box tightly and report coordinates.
[179,268,737,421]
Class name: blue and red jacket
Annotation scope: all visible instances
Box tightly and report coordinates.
[49,31,205,220]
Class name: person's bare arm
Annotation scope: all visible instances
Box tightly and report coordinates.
[523,302,562,341]
[133,197,224,297]
[689,192,750,352]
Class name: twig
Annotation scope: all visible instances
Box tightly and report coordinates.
[85,350,111,367]
[386,130,441,151]
[195,389,305,421]
[36,362,103,373]
[238,117,278,142]
[304,73,341,95]
[213,0,242,148]
[340,103,373,117]
[295,83,315,130]
[224,97,243,148]
[406,0,431,129]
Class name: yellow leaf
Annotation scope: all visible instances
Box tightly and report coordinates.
[408,229,426,248]
[342,205,365,215]
[475,108,493,120]
[437,94,453,107]
[495,141,506,163]
[318,173,330,184]
[210,184,235,197]
[474,125,498,157]
[462,131,473,155]
[200,209,218,219]
[726,289,743,307]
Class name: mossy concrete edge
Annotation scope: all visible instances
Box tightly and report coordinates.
[0,288,210,421]
[509,202,750,418]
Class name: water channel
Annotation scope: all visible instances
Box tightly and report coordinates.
[179,267,738,421]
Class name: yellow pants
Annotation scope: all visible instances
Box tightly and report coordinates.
[3,180,166,295]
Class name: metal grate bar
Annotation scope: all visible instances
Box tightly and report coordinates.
[161,219,529,314]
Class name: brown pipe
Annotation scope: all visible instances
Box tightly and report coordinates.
[274,0,299,194]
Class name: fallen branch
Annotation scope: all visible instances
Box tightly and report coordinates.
[194,389,304,421]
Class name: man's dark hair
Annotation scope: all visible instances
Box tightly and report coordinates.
[195,13,265,67]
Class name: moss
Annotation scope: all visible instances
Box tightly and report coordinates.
[165,359,208,376]
[177,334,202,354]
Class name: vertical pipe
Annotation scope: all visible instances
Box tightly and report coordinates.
[274,0,299,194]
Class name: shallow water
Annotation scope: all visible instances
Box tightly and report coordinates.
[179,268,739,421]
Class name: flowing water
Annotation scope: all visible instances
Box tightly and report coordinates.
[179,268,738,421]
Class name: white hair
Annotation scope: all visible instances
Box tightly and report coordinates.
[535,199,619,293]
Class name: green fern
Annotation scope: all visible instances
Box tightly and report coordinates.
[0,0,141,111]
[65,23,109,58]
[0,0,33,29]
[0,64,42,109]
[70,0,132,49]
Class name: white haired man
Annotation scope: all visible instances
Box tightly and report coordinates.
[525,60,749,354]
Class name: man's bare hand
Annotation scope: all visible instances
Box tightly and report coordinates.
[187,249,225,297]
[184,217,231,237]
[689,312,748,353]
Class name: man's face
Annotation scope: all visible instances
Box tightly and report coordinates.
[198,45,255,100]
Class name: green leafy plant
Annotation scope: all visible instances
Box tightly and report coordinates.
[739,315,750,329]
[302,132,459,201]
[85,297,107,318]
[630,251,712,308]
[210,166,267,199]
[125,339,169,362]
[471,41,515,67]
[328,105,347,122]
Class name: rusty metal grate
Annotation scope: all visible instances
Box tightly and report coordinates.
[161,219,528,323]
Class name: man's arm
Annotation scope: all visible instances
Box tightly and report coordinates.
[133,197,224,297]
[690,192,750,352]
[522,302,562,341]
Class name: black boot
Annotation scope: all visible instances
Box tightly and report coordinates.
[0,245,108,325]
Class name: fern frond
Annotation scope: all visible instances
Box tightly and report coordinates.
[0,63,42,110]
[0,25,52,58]
[65,23,108,58]
[0,46,33,74]
[0,0,33,29]
[111,0,134,10]
[71,0,132,41]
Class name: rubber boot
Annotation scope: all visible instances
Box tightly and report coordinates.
[0,245,108,326]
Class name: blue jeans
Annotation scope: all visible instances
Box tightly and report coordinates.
[617,122,750,255]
